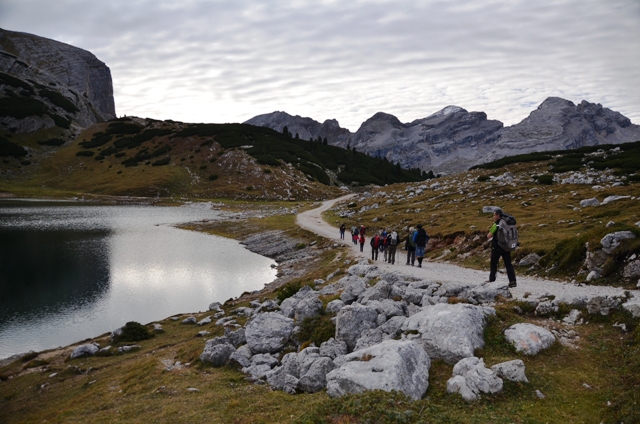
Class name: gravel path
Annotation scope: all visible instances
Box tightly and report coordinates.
[297,194,638,302]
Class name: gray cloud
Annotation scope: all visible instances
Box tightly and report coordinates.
[1,0,639,130]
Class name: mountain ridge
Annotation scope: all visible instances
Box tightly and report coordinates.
[245,98,640,175]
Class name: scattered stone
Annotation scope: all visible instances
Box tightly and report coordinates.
[446,357,503,401]
[181,316,197,325]
[118,345,141,354]
[535,389,546,399]
[70,343,99,359]
[600,231,636,254]
[152,323,165,334]
[579,198,599,207]
[587,296,622,316]
[518,253,541,267]
[200,341,235,367]
[623,260,640,279]
[208,302,223,312]
[196,331,210,337]
[335,303,379,352]
[490,359,529,383]
[197,316,212,326]
[187,387,200,392]
[504,323,555,355]
[602,195,630,205]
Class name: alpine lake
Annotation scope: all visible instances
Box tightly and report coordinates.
[0,199,276,359]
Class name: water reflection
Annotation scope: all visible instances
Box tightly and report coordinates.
[0,200,276,359]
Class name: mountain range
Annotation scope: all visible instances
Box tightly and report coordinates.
[245,98,640,175]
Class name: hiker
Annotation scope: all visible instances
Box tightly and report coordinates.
[387,230,399,265]
[360,225,367,236]
[370,232,380,260]
[339,223,346,240]
[352,226,359,245]
[380,228,388,261]
[405,227,416,266]
[412,224,430,268]
[359,232,365,252]
[487,208,517,288]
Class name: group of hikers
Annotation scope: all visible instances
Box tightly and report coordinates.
[337,207,518,287]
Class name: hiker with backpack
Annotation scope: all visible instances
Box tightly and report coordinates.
[405,227,416,266]
[370,232,381,260]
[387,230,399,264]
[340,224,346,240]
[352,226,359,245]
[359,232,365,252]
[412,224,430,268]
[487,208,517,288]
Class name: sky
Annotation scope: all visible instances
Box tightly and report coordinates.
[1,0,639,131]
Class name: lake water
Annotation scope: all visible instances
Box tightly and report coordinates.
[0,200,276,359]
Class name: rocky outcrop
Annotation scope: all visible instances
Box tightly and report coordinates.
[0,28,115,136]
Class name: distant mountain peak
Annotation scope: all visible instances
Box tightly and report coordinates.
[427,105,467,118]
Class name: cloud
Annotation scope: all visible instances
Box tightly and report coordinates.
[1,0,639,130]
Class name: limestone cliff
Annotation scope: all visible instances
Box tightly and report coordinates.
[0,28,115,136]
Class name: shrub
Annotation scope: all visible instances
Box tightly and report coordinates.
[535,174,554,185]
[297,314,336,346]
[76,150,95,157]
[208,174,219,181]
[38,138,65,146]
[152,157,171,166]
[477,175,490,182]
[114,321,152,343]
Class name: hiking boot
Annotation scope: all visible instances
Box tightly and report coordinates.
[508,281,517,288]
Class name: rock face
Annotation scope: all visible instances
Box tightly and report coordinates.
[0,28,115,135]
[246,98,640,175]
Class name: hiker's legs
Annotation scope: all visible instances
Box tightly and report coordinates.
[489,248,500,282]
[502,250,516,284]
[389,247,396,264]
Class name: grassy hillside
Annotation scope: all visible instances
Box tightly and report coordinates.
[1,118,429,200]
[326,145,640,284]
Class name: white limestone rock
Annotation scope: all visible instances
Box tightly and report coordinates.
[401,303,495,364]
[326,340,430,401]
[447,357,503,401]
[70,343,100,359]
[504,323,555,355]
[490,359,529,383]
[245,312,294,354]
[335,303,379,352]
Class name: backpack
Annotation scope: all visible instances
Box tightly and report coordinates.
[390,232,398,246]
[370,235,379,248]
[497,214,519,252]
[408,231,417,248]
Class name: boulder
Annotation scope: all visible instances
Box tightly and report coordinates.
[490,359,529,383]
[504,323,555,355]
[70,343,99,359]
[197,316,212,326]
[583,248,608,271]
[623,260,640,279]
[587,296,622,316]
[224,327,246,347]
[579,198,600,207]
[243,353,280,380]
[447,357,503,401]
[245,312,294,354]
[600,231,636,254]
[622,300,640,319]
[602,195,630,205]
[357,280,393,303]
[365,299,406,319]
[518,253,541,267]
[199,341,235,367]
[354,328,388,350]
[326,340,430,401]
[181,316,197,325]
[279,285,323,322]
[326,299,345,314]
[208,301,223,312]
[339,275,368,304]
[298,357,335,393]
[319,338,348,359]
[335,304,379,352]
[402,303,495,364]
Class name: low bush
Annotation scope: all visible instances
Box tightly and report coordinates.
[113,321,152,343]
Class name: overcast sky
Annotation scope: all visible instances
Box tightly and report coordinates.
[1,0,639,131]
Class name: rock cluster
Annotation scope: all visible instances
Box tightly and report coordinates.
[196,262,547,401]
